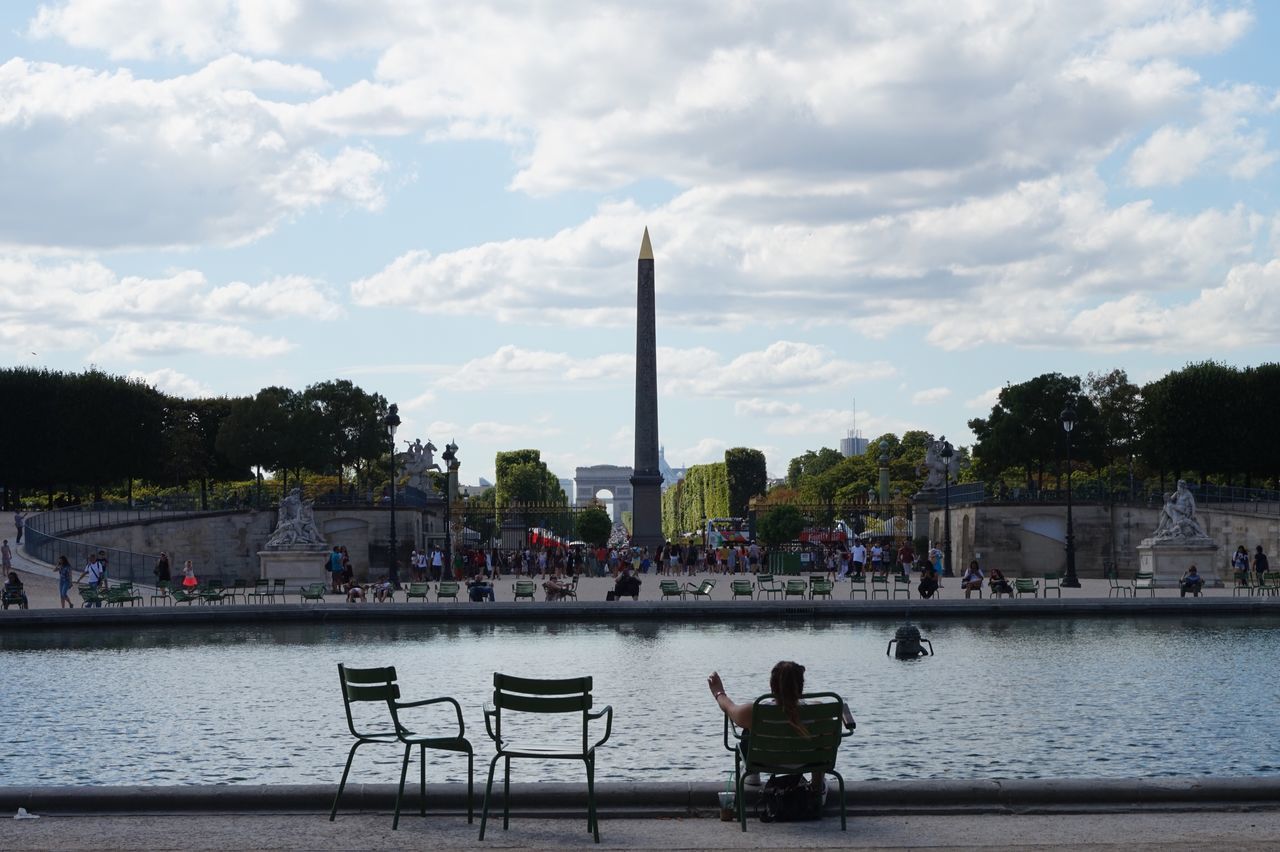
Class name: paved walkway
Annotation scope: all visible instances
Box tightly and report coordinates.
[4,810,1280,850]
[4,548,1259,610]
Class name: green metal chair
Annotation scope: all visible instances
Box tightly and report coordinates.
[480,674,613,843]
[730,579,754,600]
[723,692,852,831]
[405,582,431,603]
[870,574,889,599]
[1232,571,1253,597]
[1259,572,1280,596]
[200,581,229,605]
[170,586,200,605]
[755,573,783,600]
[436,581,460,602]
[300,583,327,603]
[659,579,684,600]
[892,574,912,599]
[77,584,106,607]
[228,578,250,603]
[847,574,867,599]
[1014,578,1039,598]
[106,582,143,606]
[331,664,474,830]
[783,579,808,600]
[271,578,287,601]
[683,578,715,600]
[1108,573,1132,598]
[1042,572,1062,598]
[1132,570,1156,597]
[810,579,834,600]
[149,580,173,606]
[512,579,537,602]
[247,578,271,603]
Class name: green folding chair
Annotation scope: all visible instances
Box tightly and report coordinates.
[723,693,852,831]
[405,582,431,603]
[512,579,536,602]
[480,674,612,843]
[330,664,473,830]
[730,580,754,600]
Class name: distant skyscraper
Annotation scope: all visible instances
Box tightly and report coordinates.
[558,478,574,503]
[841,396,868,457]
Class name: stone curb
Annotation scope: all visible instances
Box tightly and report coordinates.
[2,596,1278,630]
[4,778,1279,816]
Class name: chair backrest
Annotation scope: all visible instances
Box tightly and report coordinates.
[438,581,459,596]
[871,574,887,586]
[659,580,680,593]
[743,693,847,775]
[698,580,715,594]
[893,574,909,585]
[1014,578,1037,592]
[1043,573,1060,586]
[272,578,286,590]
[337,664,401,738]
[756,573,774,584]
[514,579,535,595]
[255,578,270,589]
[408,582,429,596]
[731,580,753,595]
[785,579,806,593]
[491,673,594,753]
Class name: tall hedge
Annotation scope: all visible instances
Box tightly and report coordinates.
[661,461,729,538]
[725,447,767,517]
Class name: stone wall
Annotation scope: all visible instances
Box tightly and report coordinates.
[56,507,435,581]
[928,503,1280,578]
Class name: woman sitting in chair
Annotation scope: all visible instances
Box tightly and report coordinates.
[988,567,1014,596]
[917,569,938,599]
[4,571,29,609]
[707,661,854,791]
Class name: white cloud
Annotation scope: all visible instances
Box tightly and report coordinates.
[911,387,952,405]
[673,437,728,467]
[733,399,804,418]
[91,321,293,360]
[0,57,386,249]
[965,386,1003,410]
[126,367,215,397]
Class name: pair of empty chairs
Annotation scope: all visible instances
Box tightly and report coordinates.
[332,665,612,842]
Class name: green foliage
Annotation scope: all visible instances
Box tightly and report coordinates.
[787,447,843,488]
[661,461,730,539]
[756,504,805,546]
[302,379,389,486]
[967,373,1103,486]
[725,447,767,517]
[576,504,613,547]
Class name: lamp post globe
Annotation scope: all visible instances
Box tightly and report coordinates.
[1060,404,1080,587]
[939,437,954,577]
[384,404,402,589]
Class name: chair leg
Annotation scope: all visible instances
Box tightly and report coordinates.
[478,754,501,840]
[832,770,847,831]
[586,756,599,842]
[467,750,475,824]
[394,743,412,830]
[328,740,362,821]
[419,744,427,817]
[737,767,747,832]
[502,756,512,830]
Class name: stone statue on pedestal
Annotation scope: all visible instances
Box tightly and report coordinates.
[399,437,442,494]
[265,488,327,549]
[1151,480,1210,542]
[921,439,956,491]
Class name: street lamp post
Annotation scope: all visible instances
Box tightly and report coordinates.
[939,437,954,577]
[384,404,401,589]
[441,440,458,579]
[1060,404,1081,587]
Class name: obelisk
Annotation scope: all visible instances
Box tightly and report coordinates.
[630,227,664,549]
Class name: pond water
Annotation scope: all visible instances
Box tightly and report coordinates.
[3,617,1279,786]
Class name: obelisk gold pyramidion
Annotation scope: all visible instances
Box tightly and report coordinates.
[630,227,664,549]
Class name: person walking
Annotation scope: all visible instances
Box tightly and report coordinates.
[14,511,24,544]
[57,555,74,608]
[1,539,10,573]
[154,551,172,585]
[1254,546,1270,584]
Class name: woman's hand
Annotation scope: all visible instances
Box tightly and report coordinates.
[707,671,726,699]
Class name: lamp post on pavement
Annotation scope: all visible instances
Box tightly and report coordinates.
[939,437,954,578]
[441,440,459,579]
[1060,404,1081,588]
[384,404,401,589]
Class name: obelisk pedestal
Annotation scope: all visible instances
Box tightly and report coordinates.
[630,228,664,550]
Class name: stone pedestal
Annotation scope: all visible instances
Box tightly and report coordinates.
[259,549,330,583]
[1136,539,1221,588]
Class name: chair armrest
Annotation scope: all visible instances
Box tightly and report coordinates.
[393,696,466,737]
[588,704,614,749]
[722,712,745,752]
[483,705,498,742]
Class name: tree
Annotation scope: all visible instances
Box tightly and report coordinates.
[725,447,767,517]
[303,379,388,488]
[786,447,843,488]
[576,504,613,548]
[757,504,805,546]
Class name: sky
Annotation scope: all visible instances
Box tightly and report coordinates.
[2,1,1278,489]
